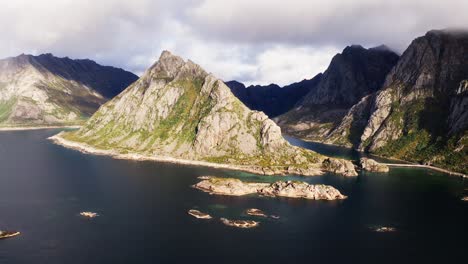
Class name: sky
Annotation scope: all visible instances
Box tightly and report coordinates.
[0,0,467,86]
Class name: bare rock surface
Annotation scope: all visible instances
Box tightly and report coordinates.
[322,158,358,176]
[193,177,347,200]
[245,208,268,217]
[220,218,259,229]
[360,158,389,172]
[188,209,212,219]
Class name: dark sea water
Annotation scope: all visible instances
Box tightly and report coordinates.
[0,129,467,264]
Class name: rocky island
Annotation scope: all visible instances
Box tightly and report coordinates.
[0,230,21,239]
[220,218,260,229]
[193,176,347,200]
[51,51,357,177]
[80,211,99,218]
[359,158,389,172]
[371,226,397,233]
[188,209,212,219]
[245,208,268,217]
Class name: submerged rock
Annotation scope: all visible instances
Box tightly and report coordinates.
[360,158,389,172]
[188,209,212,219]
[220,218,260,229]
[193,177,347,200]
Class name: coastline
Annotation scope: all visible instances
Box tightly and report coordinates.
[0,125,82,131]
[48,133,324,177]
[284,133,467,178]
[381,163,467,178]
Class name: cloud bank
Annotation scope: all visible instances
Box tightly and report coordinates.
[1,0,467,86]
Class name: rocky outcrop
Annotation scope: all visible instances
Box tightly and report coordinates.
[193,177,347,200]
[188,209,212,219]
[220,218,259,228]
[322,158,358,176]
[245,208,268,217]
[0,53,137,127]
[359,158,389,172]
[225,74,322,117]
[276,45,399,142]
[56,51,357,176]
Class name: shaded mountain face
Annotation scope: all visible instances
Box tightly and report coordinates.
[33,53,138,99]
[0,54,137,127]
[275,45,399,142]
[59,51,357,176]
[225,74,322,117]
[355,30,468,173]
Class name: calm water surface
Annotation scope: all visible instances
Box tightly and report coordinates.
[0,130,466,264]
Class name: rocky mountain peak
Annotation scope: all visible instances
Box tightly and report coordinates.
[299,44,399,107]
[380,28,468,97]
[148,50,207,81]
[58,51,357,176]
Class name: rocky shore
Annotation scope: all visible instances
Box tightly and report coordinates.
[50,133,358,177]
[0,125,81,131]
[193,177,347,200]
[49,133,322,176]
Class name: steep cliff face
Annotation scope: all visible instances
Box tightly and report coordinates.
[359,30,468,173]
[58,51,356,176]
[276,45,399,142]
[0,54,137,127]
[225,74,322,117]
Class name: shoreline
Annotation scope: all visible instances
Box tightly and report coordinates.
[0,125,82,131]
[284,133,466,178]
[48,133,324,177]
[381,163,467,178]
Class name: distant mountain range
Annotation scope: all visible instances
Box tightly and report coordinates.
[225,74,322,117]
[0,53,137,127]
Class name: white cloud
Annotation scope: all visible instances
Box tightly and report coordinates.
[188,0,468,51]
[0,0,467,86]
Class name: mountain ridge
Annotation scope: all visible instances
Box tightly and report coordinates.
[0,53,138,127]
[275,45,399,142]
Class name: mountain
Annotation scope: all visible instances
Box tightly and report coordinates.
[53,51,357,176]
[354,29,468,173]
[0,53,138,127]
[225,74,322,117]
[276,45,399,142]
